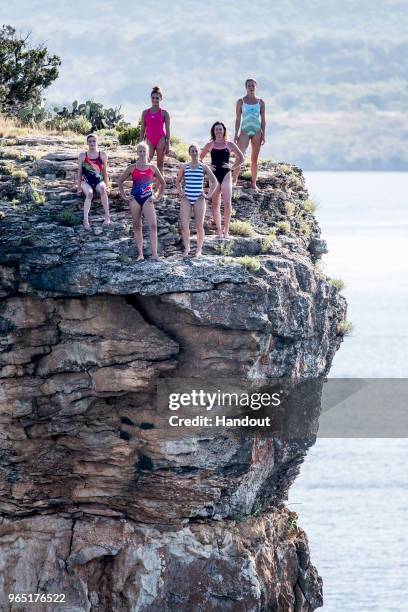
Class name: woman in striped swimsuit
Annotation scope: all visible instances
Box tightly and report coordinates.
[76,134,111,230]
[177,144,217,257]
[233,78,266,190]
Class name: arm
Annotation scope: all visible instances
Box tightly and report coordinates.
[117,165,133,200]
[229,142,245,171]
[76,153,84,194]
[101,152,109,190]
[234,99,243,144]
[203,164,218,200]
[140,110,147,140]
[152,166,166,201]
[199,142,211,162]
[260,99,266,145]
[164,110,170,154]
[176,164,185,197]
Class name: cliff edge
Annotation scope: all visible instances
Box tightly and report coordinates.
[0,136,346,611]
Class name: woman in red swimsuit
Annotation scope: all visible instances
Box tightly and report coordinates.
[140,86,170,175]
[76,134,111,231]
[118,142,165,261]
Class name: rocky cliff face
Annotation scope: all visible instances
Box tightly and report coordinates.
[0,136,346,611]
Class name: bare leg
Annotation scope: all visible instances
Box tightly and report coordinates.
[250,131,262,189]
[155,137,166,175]
[180,197,192,256]
[147,140,155,163]
[193,196,206,256]
[232,132,250,184]
[142,199,159,260]
[81,182,93,230]
[129,199,144,260]
[220,174,233,238]
[96,181,111,224]
[211,185,223,238]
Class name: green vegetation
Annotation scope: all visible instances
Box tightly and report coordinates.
[0,25,60,121]
[170,135,189,162]
[261,230,277,253]
[251,499,262,517]
[285,201,295,216]
[45,115,92,135]
[11,170,28,183]
[337,320,353,336]
[287,513,298,536]
[57,209,81,226]
[118,124,141,145]
[119,254,132,264]
[303,198,317,213]
[0,161,13,175]
[219,242,234,256]
[299,222,312,237]
[51,100,125,131]
[276,221,291,234]
[330,278,346,291]
[230,220,255,237]
[241,170,252,180]
[234,256,261,272]
[0,149,21,160]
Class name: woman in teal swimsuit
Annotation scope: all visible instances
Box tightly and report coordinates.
[233,78,266,190]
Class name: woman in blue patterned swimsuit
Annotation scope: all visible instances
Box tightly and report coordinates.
[233,78,266,190]
[118,142,165,261]
[177,144,217,257]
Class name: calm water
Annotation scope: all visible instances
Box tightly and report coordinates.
[288,173,408,611]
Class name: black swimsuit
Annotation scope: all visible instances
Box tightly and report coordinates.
[211,146,230,184]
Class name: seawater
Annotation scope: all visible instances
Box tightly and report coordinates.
[288,172,408,611]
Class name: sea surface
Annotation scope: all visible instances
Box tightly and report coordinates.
[288,172,408,611]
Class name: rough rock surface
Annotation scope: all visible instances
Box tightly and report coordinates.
[0,136,346,611]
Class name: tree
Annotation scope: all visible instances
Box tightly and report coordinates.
[0,25,61,115]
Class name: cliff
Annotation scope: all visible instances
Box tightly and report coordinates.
[0,135,346,611]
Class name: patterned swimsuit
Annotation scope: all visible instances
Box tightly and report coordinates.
[131,166,154,206]
[82,152,104,189]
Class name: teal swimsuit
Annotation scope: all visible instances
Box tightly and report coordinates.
[241,100,262,137]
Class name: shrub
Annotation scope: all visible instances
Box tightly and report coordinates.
[52,100,126,131]
[241,169,252,180]
[330,278,346,291]
[11,170,28,182]
[303,198,317,213]
[170,135,189,162]
[57,209,80,226]
[219,241,234,256]
[299,223,312,237]
[64,116,92,134]
[337,320,353,336]
[118,124,141,145]
[234,256,261,272]
[285,201,295,216]
[276,220,291,234]
[230,220,255,237]
[0,149,21,160]
[261,231,277,253]
[0,161,13,175]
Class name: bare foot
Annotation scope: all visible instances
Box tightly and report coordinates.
[151,255,161,261]
[83,221,91,231]
[136,254,144,261]
[183,250,190,258]
[224,233,231,240]
[216,233,224,240]
[251,183,259,191]
[103,218,112,226]
[194,250,202,258]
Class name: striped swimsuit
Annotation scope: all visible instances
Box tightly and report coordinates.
[184,163,205,204]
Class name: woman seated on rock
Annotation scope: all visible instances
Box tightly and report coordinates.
[200,122,244,239]
[232,78,266,190]
[140,85,170,175]
[76,133,111,230]
[118,142,165,261]
[176,143,218,257]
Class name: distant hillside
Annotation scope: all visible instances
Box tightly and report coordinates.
[2,0,408,169]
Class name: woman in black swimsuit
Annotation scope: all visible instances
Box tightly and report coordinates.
[200,122,244,239]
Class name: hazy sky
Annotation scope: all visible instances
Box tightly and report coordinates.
[2,1,406,160]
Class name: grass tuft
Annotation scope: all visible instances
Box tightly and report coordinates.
[230,220,255,237]
[337,320,353,336]
[276,220,291,234]
[234,256,261,272]
[303,198,317,213]
[260,230,277,253]
[57,209,81,226]
[329,278,346,291]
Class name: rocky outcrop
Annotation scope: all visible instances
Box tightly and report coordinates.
[0,135,346,611]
